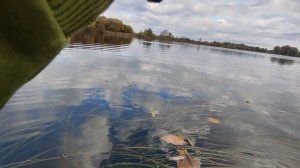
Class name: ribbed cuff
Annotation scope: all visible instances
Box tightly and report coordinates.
[47,0,114,37]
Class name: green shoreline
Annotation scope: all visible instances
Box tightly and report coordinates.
[71,16,300,58]
[136,28,300,58]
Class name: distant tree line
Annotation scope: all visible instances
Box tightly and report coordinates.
[74,20,300,57]
[73,16,134,37]
[136,28,174,41]
[136,28,156,40]
[72,16,134,42]
[101,17,134,33]
[136,28,300,57]
[269,45,300,57]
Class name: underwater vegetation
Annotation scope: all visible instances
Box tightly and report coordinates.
[1,40,300,168]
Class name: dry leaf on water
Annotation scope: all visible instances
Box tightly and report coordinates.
[177,156,201,168]
[208,117,220,125]
[160,134,187,146]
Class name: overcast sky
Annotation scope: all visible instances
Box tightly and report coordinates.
[104,0,300,49]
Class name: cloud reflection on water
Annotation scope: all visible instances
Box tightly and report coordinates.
[1,39,300,167]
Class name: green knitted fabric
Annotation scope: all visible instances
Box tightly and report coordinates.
[48,0,114,36]
[0,0,113,108]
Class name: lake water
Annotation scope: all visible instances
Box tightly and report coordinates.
[1,38,300,168]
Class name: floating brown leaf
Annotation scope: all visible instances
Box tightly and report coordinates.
[177,156,201,168]
[208,117,220,125]
[160,134,187,146]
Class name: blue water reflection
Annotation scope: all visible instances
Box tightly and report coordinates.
[1,39,300,167]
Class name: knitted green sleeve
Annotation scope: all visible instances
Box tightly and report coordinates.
[0,0,113,108]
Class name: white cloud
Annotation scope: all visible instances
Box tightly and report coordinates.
[104,0,300,49]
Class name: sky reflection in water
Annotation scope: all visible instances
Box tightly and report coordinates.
[0,39,300,168]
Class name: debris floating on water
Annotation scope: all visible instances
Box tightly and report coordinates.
[185,137,196,147]
[149,108,159,117]
[177,156,201,168]
[208,117,221,125]
[60,151,69,159]
[160,134,187,146]
[168,155,186,161]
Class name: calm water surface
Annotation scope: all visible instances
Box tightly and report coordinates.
[1,38,300,167]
